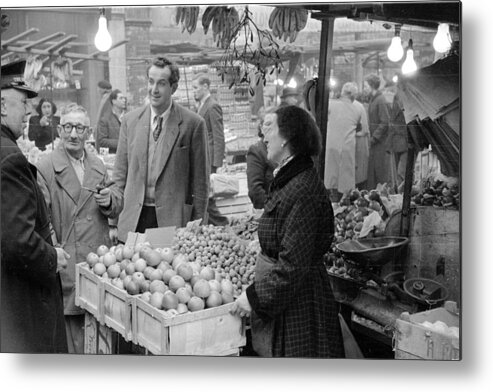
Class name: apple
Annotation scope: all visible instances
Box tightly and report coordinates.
[122,245,134,260]
[102,252,117,267]
[86,252,99,268]
[96,244,109,256]
[160,247,175,263]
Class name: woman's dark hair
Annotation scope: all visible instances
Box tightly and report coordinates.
[35,98,57,116]
[109,89,122,104]
[275,105,322,157]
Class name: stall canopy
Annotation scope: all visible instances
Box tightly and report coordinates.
[397,53,460,177]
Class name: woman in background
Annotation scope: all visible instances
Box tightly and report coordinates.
[28,97,59,150]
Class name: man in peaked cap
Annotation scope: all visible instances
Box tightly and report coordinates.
[1,59,69,353]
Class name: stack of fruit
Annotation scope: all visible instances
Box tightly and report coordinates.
[201,6,240,49]
[172,224,259,291]
[229,214,259,241]
[268,6,309,43]
[333,189,388,243]
[175,6,200,34]
[85,243,237,315]
[411,180,459,209]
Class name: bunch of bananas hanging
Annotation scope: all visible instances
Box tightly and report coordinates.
[175,6,200,34]
[202,6,240,49]
[268,6,308,43]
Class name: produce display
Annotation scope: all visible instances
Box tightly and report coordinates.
[201,6,240,49]
[268,6,309,42]
[229,214,259,241]
[84,224,260,316]
[411,180,460,209]
[172,224,259,290]
[175,6,200,34]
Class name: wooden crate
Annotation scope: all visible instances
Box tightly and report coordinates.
[394,301,460,360]
[100,281,134,342]
[406,206,460,304]
[75,263,103,321]
[132,297,246,356]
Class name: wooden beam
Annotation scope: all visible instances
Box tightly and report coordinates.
[2,45,109,62]
[46,34,78,54]
[22,32,65,50]
[1,28,39,48]
[315,17,335,181]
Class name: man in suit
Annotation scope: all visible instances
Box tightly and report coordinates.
[94,79,112,153]
[97,89,126,153]
[192,74,225,173]
[36,103,118,353]
[1,60,68,353]
[110,57,210,243]
[192,74,228,226]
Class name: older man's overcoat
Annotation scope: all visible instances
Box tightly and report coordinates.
[1,125,67,353]
[36,145,118,314]
[246,155,344,358]
[111,102,210,243]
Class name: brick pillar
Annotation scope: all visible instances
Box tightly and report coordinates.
[124,8,152,109]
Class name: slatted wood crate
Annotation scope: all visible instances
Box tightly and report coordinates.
[132,297,246,356]
[100,281,134,342]
[75,263,103,321]
[394,301,460,360]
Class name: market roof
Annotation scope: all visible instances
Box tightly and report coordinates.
[306,1,460,28]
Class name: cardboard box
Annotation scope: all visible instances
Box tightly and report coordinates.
[132,297,246,356]
[125,226,176,249]
[394,301,460,360]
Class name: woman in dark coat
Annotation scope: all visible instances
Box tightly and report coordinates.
[231,105,344,358]
[28,98,60,150]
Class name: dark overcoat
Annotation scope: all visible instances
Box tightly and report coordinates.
[246,140,275,209]
[97,110,121,153]
[246,155,344,358]
[198,96,225,169]
[1,125,67,353]
[27,114,60,151]
[367,90,391,189]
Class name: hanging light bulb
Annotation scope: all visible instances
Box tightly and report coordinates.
[402,39,417,74]
[287,78,297,88]
[433,23,452,53]
[387,25,404,62]
[94,8,112,52]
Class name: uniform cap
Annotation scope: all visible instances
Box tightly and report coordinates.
[1,60,38,98]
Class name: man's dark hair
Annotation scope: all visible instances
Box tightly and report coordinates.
[109,89,122,104]
[365,73,381,90]
[146,57,180,87]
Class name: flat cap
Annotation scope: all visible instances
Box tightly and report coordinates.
[1,60,38,98]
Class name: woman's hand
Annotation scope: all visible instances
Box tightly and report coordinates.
[230,291,252,318]
[40,116,50,127]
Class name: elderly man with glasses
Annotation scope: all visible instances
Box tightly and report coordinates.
[35,103,121,353]
[1,60,69,353]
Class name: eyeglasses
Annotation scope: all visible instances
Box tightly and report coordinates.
[60,123,88,134]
